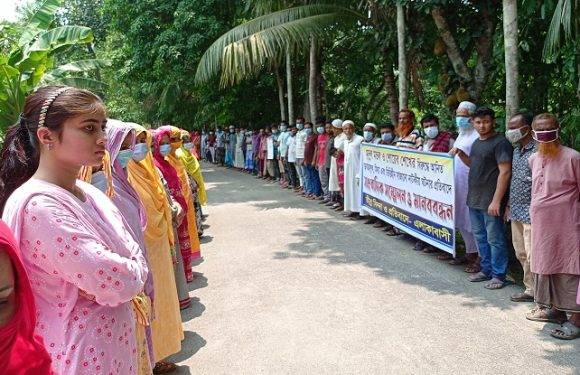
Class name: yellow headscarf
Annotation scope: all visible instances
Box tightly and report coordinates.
[176,129,207,206]
[126,123,174,247]
[166,126,201,258]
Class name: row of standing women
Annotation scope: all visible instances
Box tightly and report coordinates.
[0,86,207,374]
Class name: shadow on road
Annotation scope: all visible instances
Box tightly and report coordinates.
[188,272,208,292]
[200,162,580,370]
[166,331,207,364]
[181,296,206,322]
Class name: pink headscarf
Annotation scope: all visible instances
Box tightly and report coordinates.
[0,220,53,374]
[152,126,188,213]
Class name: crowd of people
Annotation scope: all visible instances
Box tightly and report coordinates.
[199,101,579,341]
[0,85,578,375]
[0,86,209,374]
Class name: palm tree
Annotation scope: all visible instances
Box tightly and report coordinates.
[396,2,408,109]
[543,0,579,98]
[194,4,361,122]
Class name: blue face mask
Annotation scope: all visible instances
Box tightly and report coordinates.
[456,117,471,129]
[363,131,374,141]
[304,128,312,135]
[117,149,134,168]
[381,133,394,142]
[91,171,107,192]
[297,123,304,130]
[159,144,171,157]
[132,143,149,162]
[183,142,194,150]
[280,126,287,132]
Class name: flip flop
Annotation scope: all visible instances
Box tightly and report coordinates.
[484,278,505,290]
[469,272,491,282]
[550,322,580,340]
[153,361,177,374]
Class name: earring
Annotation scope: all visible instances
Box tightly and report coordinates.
[47,143,53,150]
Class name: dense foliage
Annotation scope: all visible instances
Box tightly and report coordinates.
[1,0,578,146]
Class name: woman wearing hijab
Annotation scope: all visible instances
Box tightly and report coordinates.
[153,126,201,282]
[178,129,207,209]
[126,124,185,374]
[105,120,155,374]
[0,86,148,375]
[0,220,53,375]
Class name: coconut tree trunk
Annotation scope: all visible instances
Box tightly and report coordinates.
[309,36,318,123]
[286,46,294,124]
[275,62,287,122]
[503,0,519,121]
[396,2,408,109]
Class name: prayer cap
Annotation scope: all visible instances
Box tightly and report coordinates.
[364,122,377,130]
[457,101,476,115]
[331,119,343,128]
[342,120,354,129]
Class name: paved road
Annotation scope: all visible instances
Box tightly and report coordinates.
[170,164,579,375]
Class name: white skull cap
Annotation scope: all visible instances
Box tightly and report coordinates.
[342,120,354,129]
[331,119,343,128]
[457,101,476,114]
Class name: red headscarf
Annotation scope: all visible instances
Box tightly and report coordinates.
[0,220,52,374]
[152,127,188,213]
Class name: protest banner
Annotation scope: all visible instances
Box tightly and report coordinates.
[360,144,456,255]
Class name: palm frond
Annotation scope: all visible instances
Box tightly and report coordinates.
[542,0,573,59]
[195,4,362,85]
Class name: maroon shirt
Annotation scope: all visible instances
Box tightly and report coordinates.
[303,134,318,165]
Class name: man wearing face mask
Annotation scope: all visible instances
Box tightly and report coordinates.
[342,120,365,219]
[504,112,536,303]
[328,119,346,210]
[303,121,321,199]
[360,123,381,224]
[379,123,395,145]
[317,121,332,201]
[224,125,235,167]
[412,114,455,251]
[442,101,481,272]
[525,113,580,340]
[216,127,226,166]
[277,122,290,188]
[294,117,307,191]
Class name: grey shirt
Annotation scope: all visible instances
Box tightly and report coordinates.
[467,133,513,211]
[508,140,537,223]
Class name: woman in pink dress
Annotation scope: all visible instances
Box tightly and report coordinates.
[0,86,148,375]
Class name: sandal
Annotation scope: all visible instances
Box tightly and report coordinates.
[421,246,438,254]
[153,361,177,374]
[437,253,453,261]
[469,272,491,283]
[550,322,580,340]
[448,256,467,266]
[464,264,481,273]
[484,278,505,290]
[526,306,567,325]
[385,228,402,236]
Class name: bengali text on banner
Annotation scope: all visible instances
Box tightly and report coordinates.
[360,144,456,255]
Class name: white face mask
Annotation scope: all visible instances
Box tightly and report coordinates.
[505,126,529,144]
[424,126,439,139]
[91,171,107,192]
[183,142,194,150]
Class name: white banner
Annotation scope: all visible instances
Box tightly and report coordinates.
[360,144,456,255]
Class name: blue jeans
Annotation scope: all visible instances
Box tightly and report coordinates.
[469,208,508,280]
[305,165,322,196]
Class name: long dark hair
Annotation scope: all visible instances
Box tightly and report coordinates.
[0,86,106,213]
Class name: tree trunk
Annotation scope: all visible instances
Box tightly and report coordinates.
[275,62,287,122]
[396,2,408,109]
[410,55,426,110]
[503,0,519,121]
[309,36,318,123]
[286,46,294,124]
[383,56,399,126]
